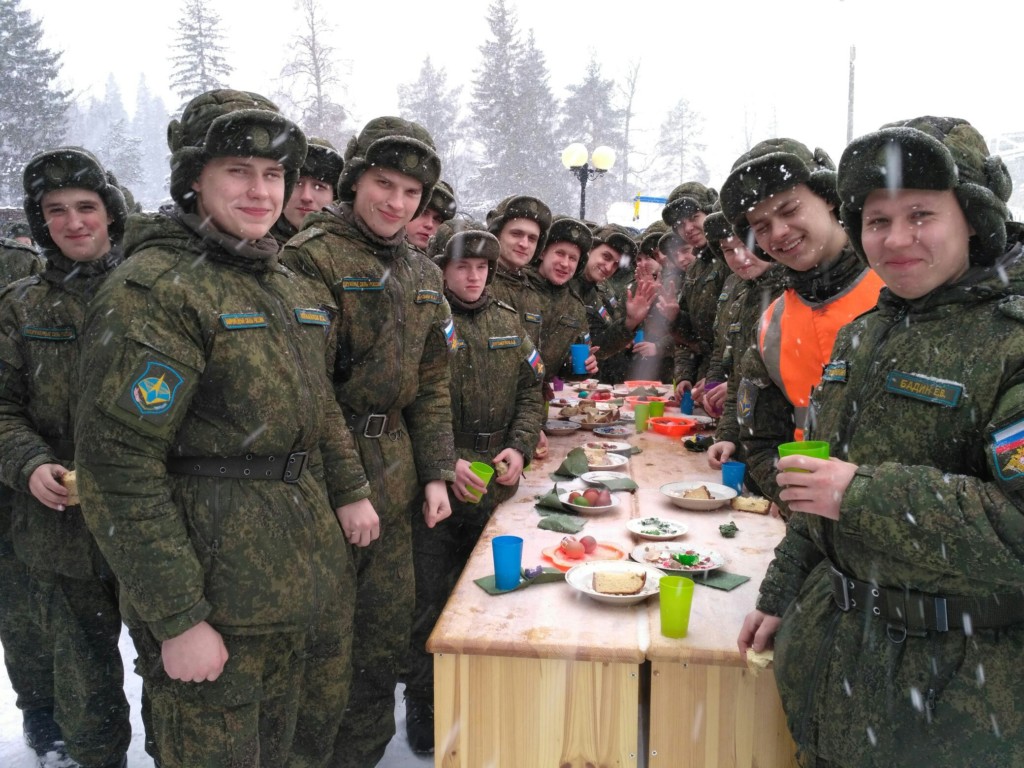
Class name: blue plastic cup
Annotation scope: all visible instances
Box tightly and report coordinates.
[722,460,746,494]
[570,344,590,375]
[680,390,694,415]
[634,329,645,344]
[492,535,524,591]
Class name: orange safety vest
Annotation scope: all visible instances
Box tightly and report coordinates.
[758,268,885,440]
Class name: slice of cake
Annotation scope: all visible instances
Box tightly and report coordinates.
[681,484,712,500]
[731,495,771,514]
[592,570,646,595]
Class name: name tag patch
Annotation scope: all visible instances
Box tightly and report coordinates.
[885,371,961,407]
[22,325,76,341]
[220,313,267,330]
[415,289,442,304]
[822,361,848,383]
[524,312,542,324]
[294,308,329,326]
[488,335,521,349]
[728,322,742,335]
[341,276,384,291]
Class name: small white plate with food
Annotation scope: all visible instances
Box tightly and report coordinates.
[585,451,629,471]
[583,439,632,455]
[626,516,688,540]
[579,470,632,486]
[565,560,665,605]
[659,481,736,510]
[559,489,618,514]
[631,543,726,573]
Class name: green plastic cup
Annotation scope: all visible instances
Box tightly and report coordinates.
[465,461,495,503]
[659,576,694,638]
[648,400,666,418]
[634,402,651,433]
[777,440,830,472]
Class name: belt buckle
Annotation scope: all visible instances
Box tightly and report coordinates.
[283,451,308,483]
[474,432,493,453]
[830,566,851,612]
[363,413,387,439]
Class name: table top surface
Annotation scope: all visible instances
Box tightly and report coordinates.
[428,388,786,668]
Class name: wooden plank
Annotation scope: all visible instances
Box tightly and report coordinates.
[435,653,639,768]
[648,661,798,768]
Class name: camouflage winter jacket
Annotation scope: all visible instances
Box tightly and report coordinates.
[284,204,456,485]
[0,239,44,291]
[490,262,545,346]
[447,291,544,510]
[0,249,122,578]
[757,231,1024,768]
[525,267,589,379]
[571,275,633,361]
[672,246,729,384]
[74,208,366,641]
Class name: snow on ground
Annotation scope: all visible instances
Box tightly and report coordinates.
[1,627,432,767]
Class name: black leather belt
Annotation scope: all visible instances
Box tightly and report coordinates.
[829,565,1024,641]
[166,451,308,484]
[454,428,507,454]
[344,409,402,439]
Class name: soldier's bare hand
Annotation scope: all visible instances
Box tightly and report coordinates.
[493,448,524,485]
[633,340,657,358]
[738,610,781,655]
[775,456,858,520]
[162,621,229,683]
[706,441,735,470]
[452,459,487,502]
[422,480,452,528]
[584,347,600,374]
[28,464,70,511]
[335,498,380,547]
[703,382,727,416]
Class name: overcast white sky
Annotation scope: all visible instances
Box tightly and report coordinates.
[29,0,1024,193]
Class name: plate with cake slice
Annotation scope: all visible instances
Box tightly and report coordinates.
[564,560,665,605]
[659,481,736,510]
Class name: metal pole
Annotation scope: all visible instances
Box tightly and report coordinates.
[578,167,588,220]
[847,45,856,143]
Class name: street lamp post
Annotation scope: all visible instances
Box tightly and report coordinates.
[561,143,616,220]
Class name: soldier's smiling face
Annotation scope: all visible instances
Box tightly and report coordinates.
[352,166,423,239]
[497,218,541,270]
[584,244,619,283]
[283,176,334,230]
[745,183,847,271]
[41,188,112,262]
[537,242,581,286]
[192,156,285,241]
[444,257,490,303]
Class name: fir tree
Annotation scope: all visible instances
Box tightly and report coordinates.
[511,30,562,211]
[0,0,72,204]
[648,96,707,193]
[397,56,465,193]
[169,0,233,104]
[133,75,172,209]
[277,0,348,148]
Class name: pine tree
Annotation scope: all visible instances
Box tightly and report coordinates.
[648,97,707,193]
[397,56,465,193]
[0,0,72,204]
[277,0,348,148]
[511,30,563,211]
[133,75,172,209]
[169,0,233,104]
[617,60,642,203]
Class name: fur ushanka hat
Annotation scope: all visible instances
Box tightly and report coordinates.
[661,182,719,229]
[429,218,501,285]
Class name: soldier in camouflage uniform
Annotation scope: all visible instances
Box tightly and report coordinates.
[283,116,457,768]
[404,221,544,753]
[405,180,457,254]
[74,90,372,768]
[719,139,884,505]
[486,194,551,342]
[662,183,729,398]
[740,117,1024,768]
[271,137,344,246]
[0,236,44,290]
[699,212,785,492]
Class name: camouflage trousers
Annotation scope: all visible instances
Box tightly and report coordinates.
[406,496,490,701]
[32,566,130,767]
[0,503,54,712]
[328,429,419,768]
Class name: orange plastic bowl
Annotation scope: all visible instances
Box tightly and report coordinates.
[648,416,699,437]
[624,380,663,390]
[624,395,669,410]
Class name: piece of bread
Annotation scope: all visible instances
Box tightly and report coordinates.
[593,570,646,595]
[60,470,80,506]
[731,495,771,514]
[681,484,712,500]
[746,647,774,677]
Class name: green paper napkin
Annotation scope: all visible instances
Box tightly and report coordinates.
[537,513,585,533]
[692,570,750,591]
[553,447,589,477]
[535,485,564,511]
[474,567,565,595]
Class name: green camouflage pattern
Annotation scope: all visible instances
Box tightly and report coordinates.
[525,267,589,378]
[490,263,546,344]
[672,247,730,384]
[283,203,456,766]
[756,232,1024,767]
[407,293,543,699]
[0,249,123,578]
[571,275,634,360]
[0,239,43,291]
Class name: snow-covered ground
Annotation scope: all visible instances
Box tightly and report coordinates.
[1,627,433,767]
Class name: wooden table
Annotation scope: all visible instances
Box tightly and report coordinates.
[428,403,798,768]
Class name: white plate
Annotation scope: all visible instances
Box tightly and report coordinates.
[565,560,665,605]
[626,517,688,540]
[585,452,629,470]
[631,543,726,573]
[618,410,635,422]
[593,425,632,437]
[660,481,736,510]
[580,471,632,486]
[583,439,632,454]
[688,414,715,426]
[559,490,618,514]
[544,419,582,436]
[549,397,578,408]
